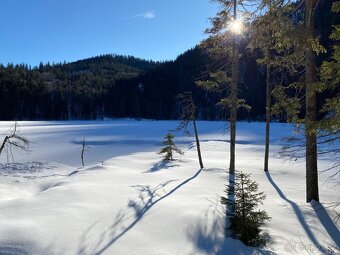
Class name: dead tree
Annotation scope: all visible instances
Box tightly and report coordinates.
[81,137,89,167]
[176,92,204,169]
[0,122,30,160]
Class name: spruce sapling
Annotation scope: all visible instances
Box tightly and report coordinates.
[221,172,270,246]
[158,133,183,161]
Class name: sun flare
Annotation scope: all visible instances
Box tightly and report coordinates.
[230,19,243,34]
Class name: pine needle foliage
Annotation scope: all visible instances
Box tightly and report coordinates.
[221,172,270,246]
[320,1,340,133]
[158,133,183,161]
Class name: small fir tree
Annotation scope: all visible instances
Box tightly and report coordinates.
[158,133,183,161]
[221,172,270,246]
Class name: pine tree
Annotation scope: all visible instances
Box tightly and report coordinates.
[319,1,340,178]
[158,133,183,161]
[197,0,252,173]
[304,0,320,203]
[269,0,328,203]
[221,172,270,246]
[249,1,302,172]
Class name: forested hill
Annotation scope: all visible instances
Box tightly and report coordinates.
[0,48,261,121]
[0,55,161,120]
[62,54,161,75]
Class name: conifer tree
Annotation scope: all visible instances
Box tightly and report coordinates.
[221,172,270,246]
[319,1,340,177]
[197,0,252,173]
[249,0,304,172]
[304,0,320,203]
[269,0,328,203]
[158,133,183,161]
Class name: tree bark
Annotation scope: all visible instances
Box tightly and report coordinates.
[193,118,204,169]
[229,0,239,174]
[305,0,319,203]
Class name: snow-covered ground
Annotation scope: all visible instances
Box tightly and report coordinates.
[0,120,338,255]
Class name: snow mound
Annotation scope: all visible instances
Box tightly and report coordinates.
[0,161,75,201]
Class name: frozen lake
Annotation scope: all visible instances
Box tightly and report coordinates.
[0,120,292,167]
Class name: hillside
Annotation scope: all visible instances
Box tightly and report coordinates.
[0,47,266,121]
[0,55,160,120]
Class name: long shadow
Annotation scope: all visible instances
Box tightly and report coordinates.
[311,201,340,248]
[186,197,225,254]
[70,139,191,147]
[92,168,202,255]
[265,172,325,253]
[200,139,259,145]
[146,160,179,173]
[70,139,161,146]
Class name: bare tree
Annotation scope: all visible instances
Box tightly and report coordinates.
[176,92,204,169]
[81,137,89,167]
[0,122,30,160]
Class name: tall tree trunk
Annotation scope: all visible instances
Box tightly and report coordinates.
[229,0,239,174]
[305,0,319,203]
[193,118,204,169]
[264,59,271,172]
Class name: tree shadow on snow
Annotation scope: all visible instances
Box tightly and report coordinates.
[265,171,328,253]
[146,160,179,173]
[71,139,191,147]
[71,139,161,146]
[186,197,226,254]
[199,139,259,145]
[311,201,340,248]
[77,168,202,255]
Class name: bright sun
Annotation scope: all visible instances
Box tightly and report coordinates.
[230,19,243,34]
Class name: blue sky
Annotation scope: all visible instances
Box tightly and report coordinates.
[0,0,218,66]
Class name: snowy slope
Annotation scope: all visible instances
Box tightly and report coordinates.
[0,120,339,255]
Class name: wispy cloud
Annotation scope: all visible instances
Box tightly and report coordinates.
[130,10,155,19]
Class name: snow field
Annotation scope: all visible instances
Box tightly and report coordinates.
[0,120,338,254]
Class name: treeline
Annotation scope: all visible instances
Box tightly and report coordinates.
[0,55,160,120]
[0,49,272,121]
